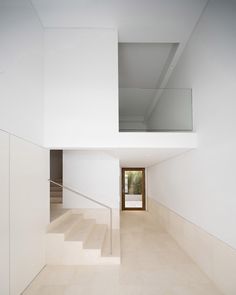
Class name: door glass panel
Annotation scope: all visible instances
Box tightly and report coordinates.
[124,170,143,208]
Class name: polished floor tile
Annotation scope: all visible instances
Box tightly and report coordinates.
[23,211,222,295]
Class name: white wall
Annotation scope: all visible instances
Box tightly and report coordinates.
[147,89,192,131]
[148,0,236,249]
[44,28,119,147]
[63,151,120,209]
[0,1,49,294]
[0,130,10,295]
[0,131,49,295]
[10,136,49,295]
[0,0,44,145]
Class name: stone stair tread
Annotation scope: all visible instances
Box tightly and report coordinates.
[50,208,69,222]
[51,178,62,183]
[50,196,62,200]
[46,210,120,265]
[50,197,62,204]
[48,214,82,234]
[84,224,107,249]
[50,191,62,196]
[65,219,95,241]
[50,187,62,192]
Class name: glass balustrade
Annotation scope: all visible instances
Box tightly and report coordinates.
[119,88,192,132]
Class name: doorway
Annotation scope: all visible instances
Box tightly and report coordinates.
[50,150,63,205]
[122,168,146,210]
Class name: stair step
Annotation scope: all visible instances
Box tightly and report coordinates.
[50,191,62,197]
[50,197,62,204]
[84,224,107,250]
[51,203,63,209]
[65,219,95,242]
[50,203,69,223]
[50,186,62,193]
[46,209,120,265]
[51,178,62,183]
[48,214,82,234]
[47,209,71,231]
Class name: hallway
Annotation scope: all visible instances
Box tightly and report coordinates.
[24,212,222,295]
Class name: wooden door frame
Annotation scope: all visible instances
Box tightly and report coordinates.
[121,168,146,211]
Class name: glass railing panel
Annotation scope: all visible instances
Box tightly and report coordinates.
[119,88,192,132]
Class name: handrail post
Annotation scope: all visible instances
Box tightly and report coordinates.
[110,208,112,255]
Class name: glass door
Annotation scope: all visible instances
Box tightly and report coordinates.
[122,168,145,210]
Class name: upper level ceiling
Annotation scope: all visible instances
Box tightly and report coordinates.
[31,0,208,42]
[119,43,174,89]
[119,43,176,117]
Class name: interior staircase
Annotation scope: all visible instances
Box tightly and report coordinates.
[46,208,120,265]
[50,178,62,204]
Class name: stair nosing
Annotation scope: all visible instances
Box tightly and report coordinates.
[65,218,96,242]
[83,224,107,250]
[48,214,83,235]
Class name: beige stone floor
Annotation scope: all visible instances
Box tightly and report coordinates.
[24,211,222,295]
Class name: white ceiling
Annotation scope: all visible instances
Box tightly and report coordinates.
[119,43,174,88]
[31,0,208,43]
[107,148,190,167]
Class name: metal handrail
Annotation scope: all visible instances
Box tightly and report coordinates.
[49,179,112,255]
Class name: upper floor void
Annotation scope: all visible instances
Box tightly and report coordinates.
[44,28,196,149]
[118,43,192,132]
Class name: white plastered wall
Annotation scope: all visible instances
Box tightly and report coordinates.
[0,0,44,145]
[10,136,49,295]
[0,130,10,295]
[63,151,120,228]
[44,28,119,147]
[0,1,49,294]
